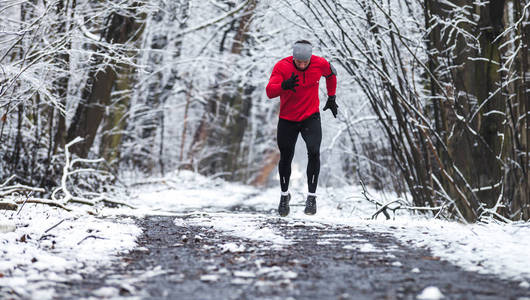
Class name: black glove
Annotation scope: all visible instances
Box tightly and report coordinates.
[281,72,299,92]
[323,95,338,118]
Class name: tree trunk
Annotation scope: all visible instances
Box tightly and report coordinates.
[67,12,140,158]
[137,0,190,173]
[195,0,257,180]
[52,0,75,154]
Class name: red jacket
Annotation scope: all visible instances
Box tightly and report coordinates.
[266,55,337,122]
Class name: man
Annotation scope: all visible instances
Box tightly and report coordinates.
[266,40,338,217]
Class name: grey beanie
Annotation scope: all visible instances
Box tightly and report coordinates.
[293,42,312,61]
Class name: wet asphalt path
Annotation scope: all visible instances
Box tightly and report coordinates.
[57,213,530,300]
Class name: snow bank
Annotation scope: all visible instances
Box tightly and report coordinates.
[0,205,141,299]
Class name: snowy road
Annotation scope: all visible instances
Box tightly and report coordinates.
[55,212,530,300]
[2,172,530,299]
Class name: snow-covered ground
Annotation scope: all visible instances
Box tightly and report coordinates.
[126,170,530,287]
[1,169,529,299]
[0,205,140,299]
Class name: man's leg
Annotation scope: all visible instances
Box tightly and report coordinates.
[277,118,299,192]
[301,113,321,215]
[301,113,322,194]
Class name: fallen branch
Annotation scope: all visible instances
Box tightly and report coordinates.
[102,199,136,209]
[16,191,33,215]
[55,137,135,210]
[0,185,45,197]
[0,175,17,188]
[359,179,391,220]
[45,218,67,233]
[371,199,404,220]
[0,202,17,211]
[127,177,179,188]
[14,198,72,212]
[359,179,443,220]
[77,235,106,245]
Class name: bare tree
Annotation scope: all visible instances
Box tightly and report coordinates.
[67,3,145,158]
[290,0,529,221]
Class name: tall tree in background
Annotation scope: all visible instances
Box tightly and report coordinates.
[191,0,257,180]
[67,4,144,158]
[0,1,66,187]
[130,0,190,174]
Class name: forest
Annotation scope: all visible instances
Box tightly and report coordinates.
[0,0,528,222]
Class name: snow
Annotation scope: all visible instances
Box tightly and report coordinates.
[127,170,530,284]
[220,242,246,253]
[200,274,219,282]
[416,286,444,300]
[1,169,530,298]
[177,211,291,246]
[233,270,256,278]
[231,278,253,285]
[0,205,141,299]
[92,286,120,298]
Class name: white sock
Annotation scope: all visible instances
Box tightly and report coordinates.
[308,192,317,197]
[281,191,290,196]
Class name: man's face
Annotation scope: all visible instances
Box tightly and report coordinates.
[294,58,310,70]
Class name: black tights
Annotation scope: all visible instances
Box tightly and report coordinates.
[277,113,322,193]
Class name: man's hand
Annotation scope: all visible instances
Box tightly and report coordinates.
[323,95,338,118]
[281,72,299,92]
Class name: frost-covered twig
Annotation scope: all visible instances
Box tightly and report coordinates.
[359,179,391,220]
[360,178,443,220]
[0,175,17,188]
[77,235,107,245]
[14,198,72,212]
[44,218,67,234]
[128,177,180,188]
[0,185,45,197]
[54,137,126,208]
[16,191,33,215]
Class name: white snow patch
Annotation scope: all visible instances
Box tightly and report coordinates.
[0,219,16,233]
[92,287,120,298]
[391,261,403,267]
[173,218,187,227]
[231,278,253,285]
[357,243,383,253]
[220,243,246,253]
[256,266,298,280]
[200,274,219,282]
[520,280,530,289]
[233,270,256,278]
[182,212,290,246]
[417,286,444,300]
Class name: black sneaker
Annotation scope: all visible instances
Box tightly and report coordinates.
[278,193,291,217]
[304,195,317,215]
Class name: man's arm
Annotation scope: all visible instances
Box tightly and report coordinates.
[324,61,337,96]
[266,64,284,99]
[323,60,338,118]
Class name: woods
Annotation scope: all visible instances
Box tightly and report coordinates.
[0,0,528,222]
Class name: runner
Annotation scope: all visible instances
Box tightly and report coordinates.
[266,40,338,216]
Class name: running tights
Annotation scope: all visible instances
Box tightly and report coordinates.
[277,113,322,193]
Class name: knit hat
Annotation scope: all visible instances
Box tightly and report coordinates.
[293,41,312,61]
